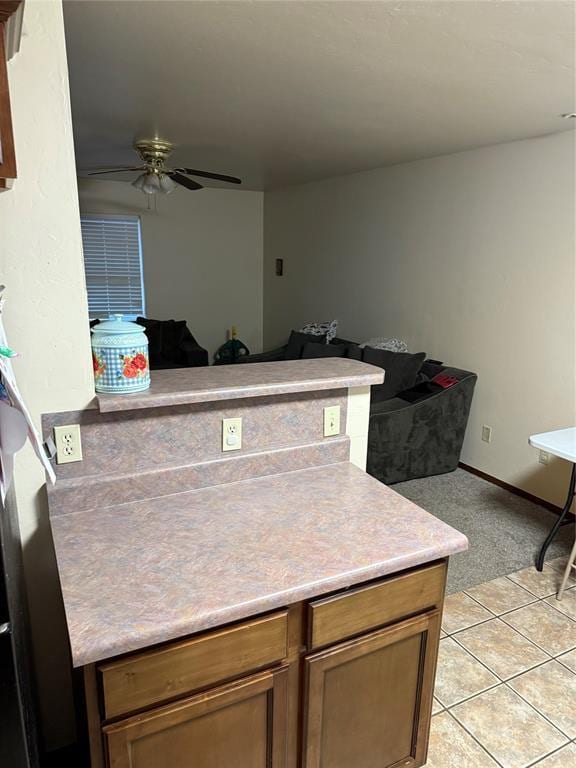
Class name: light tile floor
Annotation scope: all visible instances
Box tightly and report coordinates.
[425,556,576,768]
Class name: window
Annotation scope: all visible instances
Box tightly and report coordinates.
[80,215,145,319]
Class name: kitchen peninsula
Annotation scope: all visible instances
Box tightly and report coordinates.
[44,359,468,768]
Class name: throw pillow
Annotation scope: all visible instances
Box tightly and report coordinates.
[301,342,347,359]
[362,348,426,401]
[300,319,338,343]
[359,337,409,353]
[285,330,328,360]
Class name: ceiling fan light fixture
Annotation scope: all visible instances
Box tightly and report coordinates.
[141,173,161,195]
[159,173,177,194]
[132,173,147,191]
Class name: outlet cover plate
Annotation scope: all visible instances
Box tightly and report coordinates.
[324,405,341,437]
[222,417,242,452]
[481,425,492,444]
[54,425,83,464]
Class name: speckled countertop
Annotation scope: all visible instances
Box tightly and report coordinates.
[96,358,384,412]
[51,462,468,667]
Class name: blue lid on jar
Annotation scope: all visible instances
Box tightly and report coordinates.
[92,314,145,335]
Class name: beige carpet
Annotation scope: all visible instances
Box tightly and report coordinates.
[393,469,574,594]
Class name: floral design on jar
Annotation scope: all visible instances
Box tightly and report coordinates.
[120,351,149,380]
[92,352,106,380]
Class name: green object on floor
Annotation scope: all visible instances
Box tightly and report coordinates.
[214,326,250,365]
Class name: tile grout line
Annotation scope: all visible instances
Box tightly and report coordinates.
[449,628,554,685]
[464,575,541,604]
[435,676,501,712]
[501,681,574,744]
[443,681,570,768]
[443,709,505,768]
[442,593,576,693]
[556,654,576,673]
[524,741,573,768]
[436,566,576,766]
[498,609,576,657]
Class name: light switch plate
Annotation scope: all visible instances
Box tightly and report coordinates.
[53,425,83,464]
[222,417,242,452]
[481,425,492,443]
[324,405,341,437]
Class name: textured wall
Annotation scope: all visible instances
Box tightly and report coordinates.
[264,132,576,507]
[77,178,264,359]
[0,0,94,749]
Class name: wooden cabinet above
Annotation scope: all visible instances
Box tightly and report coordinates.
[0,1,23,190]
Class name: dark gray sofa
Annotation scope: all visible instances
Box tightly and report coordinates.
[242,336,477,485]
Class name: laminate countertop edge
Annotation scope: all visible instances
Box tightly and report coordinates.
[96,358,384,412]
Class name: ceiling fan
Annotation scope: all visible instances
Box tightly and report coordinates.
[84,138,242,195]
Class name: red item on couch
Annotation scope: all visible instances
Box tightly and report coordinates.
[432,374,459,389]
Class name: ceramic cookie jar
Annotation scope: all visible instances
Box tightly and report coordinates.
[91,314,150,394]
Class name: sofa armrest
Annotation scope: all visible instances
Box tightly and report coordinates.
[367,372,477,484]
[240,346,287,364]
[180,338,209,367]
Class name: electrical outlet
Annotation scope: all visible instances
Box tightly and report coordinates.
[222,417,242,452]
[481,425,492,443]
[539,450,550,465]
[53,425,83,464]
[324,405,341,437]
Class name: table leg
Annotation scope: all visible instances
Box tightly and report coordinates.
[536,463,576,571]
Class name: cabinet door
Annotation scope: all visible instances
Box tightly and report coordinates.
[105,666,288,768]
[303,611,440,768]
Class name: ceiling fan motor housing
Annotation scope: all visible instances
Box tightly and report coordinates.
[134,138,173,172]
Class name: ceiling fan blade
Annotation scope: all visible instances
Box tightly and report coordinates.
[168,171,203,191]
[85,166,145,175]
[175,168,242,185]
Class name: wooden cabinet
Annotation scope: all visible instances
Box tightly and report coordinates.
[86,561,446,768]
[104,666,289,768]
[100,611,288,719]
[308,560,446,649]
[303,611,441,768]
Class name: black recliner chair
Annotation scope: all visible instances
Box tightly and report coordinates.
[90,318,209,369]
[135,318,209,369]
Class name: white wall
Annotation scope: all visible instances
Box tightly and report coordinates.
[0,0,94,749]
[264,132,576,507]
[78,179,264,359]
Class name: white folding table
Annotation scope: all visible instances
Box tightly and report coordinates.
[529,427,576,571]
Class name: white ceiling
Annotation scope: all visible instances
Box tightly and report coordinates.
[63,0,575,190]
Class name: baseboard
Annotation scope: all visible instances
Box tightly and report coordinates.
[458,462,565,516]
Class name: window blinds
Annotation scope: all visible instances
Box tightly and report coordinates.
[80,216,145,319]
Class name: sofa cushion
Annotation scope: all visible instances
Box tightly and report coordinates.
[346,343,363,360]
[370,397,408,415]
[302,342,347,359]
[363,348,426,401]
[285,330,327,360]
